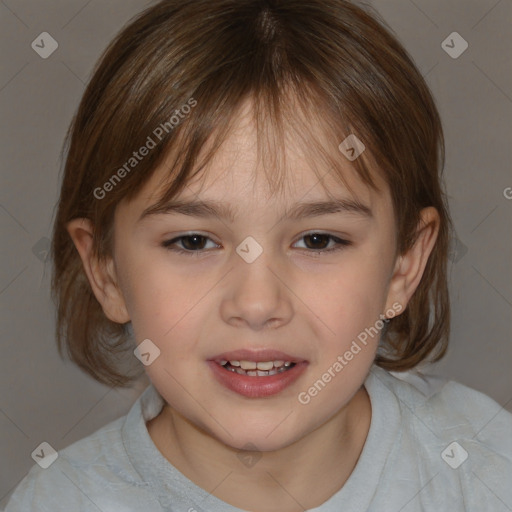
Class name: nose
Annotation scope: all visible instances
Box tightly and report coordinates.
[220,246,294,331]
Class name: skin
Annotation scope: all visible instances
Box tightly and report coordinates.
[67,99,439,512]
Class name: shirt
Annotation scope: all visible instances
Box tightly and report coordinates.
[3,365,512,511]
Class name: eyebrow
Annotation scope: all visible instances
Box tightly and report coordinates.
[138,197,373,223]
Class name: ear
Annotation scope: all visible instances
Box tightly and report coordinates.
[384,207,440,315]
[66,218,130,324]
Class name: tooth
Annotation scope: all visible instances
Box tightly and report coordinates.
[240,360,257,370]
[219,360,227,365]
[268,369,278,376]
[235,368,245,375]
[247,370,258,376]
[284,361,292,367]
[257,370,268,376]
[273,360,284,367]
[230,360,240,366]
[256,361,273,371]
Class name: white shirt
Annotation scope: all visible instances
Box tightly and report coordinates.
[3,365,512,511]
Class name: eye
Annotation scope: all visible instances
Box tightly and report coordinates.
[161,233,220,255]
[293,232,351,254]
[161,232,351,257]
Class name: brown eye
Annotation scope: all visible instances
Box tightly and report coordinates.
[162,234,219,254]
[303,233,331,250]
[293,232,352,254]
[178,235,208,250]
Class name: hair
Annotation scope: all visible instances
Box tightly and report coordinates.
[51,0,452,387]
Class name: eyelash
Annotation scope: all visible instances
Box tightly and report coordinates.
[161,232,352,257]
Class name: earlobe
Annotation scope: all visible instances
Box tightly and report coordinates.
[66,218,130,324]
[385,207,440,314]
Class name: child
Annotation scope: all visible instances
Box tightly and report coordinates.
[5,0,511,510]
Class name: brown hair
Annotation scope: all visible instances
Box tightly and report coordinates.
[51,0,452,387]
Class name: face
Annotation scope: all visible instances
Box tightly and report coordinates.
[110,101,402,451]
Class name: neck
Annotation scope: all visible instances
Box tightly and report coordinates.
[147,386,371,512]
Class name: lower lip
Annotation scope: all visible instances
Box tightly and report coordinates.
[207,361,308,398]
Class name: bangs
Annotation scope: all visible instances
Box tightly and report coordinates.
[142,80,382,222]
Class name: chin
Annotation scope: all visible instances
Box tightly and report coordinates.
[203,415,308,453]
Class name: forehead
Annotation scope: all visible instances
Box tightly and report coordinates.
[121,96,391,222]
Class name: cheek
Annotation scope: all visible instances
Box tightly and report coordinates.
[115,247,199,344]
[309,258,390,346]
[295,263,386,414]
[318,260,386,323]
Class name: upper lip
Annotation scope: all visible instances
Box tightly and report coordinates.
[209,349,306,363]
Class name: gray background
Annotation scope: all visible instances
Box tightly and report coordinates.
[1,0,511,506]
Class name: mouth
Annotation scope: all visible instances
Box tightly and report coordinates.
[207,349,308,398]
[218,359,296,377]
